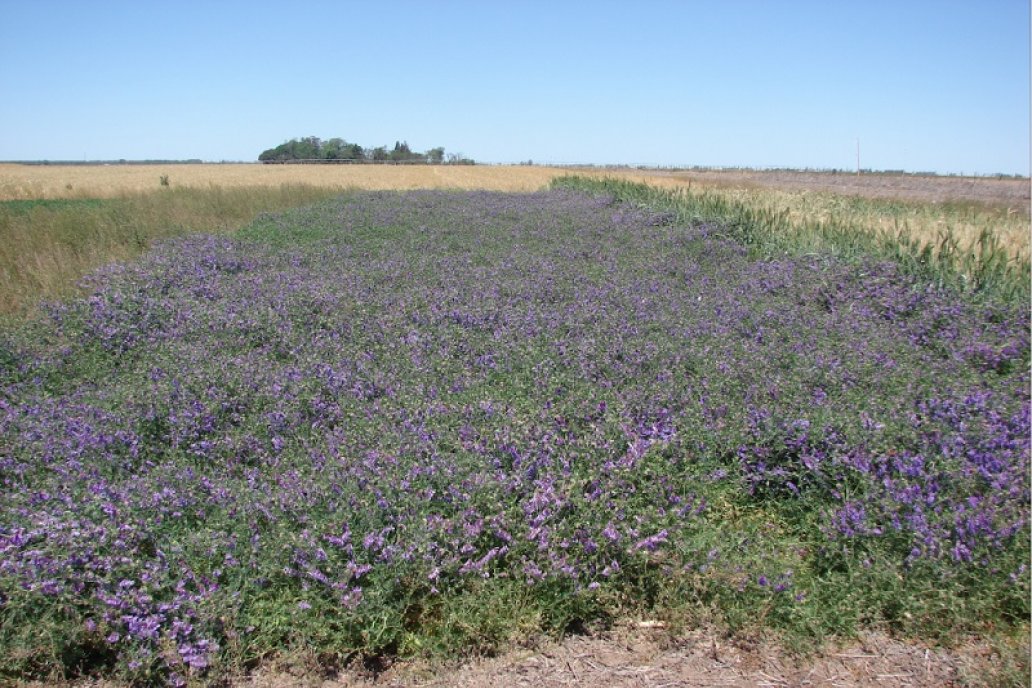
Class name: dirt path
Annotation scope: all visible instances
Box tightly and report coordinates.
[239,625,1024,688]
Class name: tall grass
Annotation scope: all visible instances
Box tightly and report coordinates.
[0,184,347,314]
[551,175,1031,302]
[693,184,1029,263]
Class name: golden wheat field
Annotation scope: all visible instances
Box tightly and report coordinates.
[0,163,573,198]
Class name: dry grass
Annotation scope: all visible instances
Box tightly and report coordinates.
[0,163,568,198]
[0,184,345,314]
[616,171,1030,264]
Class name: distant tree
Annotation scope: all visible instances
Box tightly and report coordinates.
[343,142,365,160]
[294,136,321,160]
[259,141,294,162]
[446,152,475,165]
[389,141,413,162]
[259,137,463,164]
[323,138,346,160]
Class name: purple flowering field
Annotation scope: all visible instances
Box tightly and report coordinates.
[0,186,1028,684]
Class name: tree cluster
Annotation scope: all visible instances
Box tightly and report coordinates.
[259,137,470,164]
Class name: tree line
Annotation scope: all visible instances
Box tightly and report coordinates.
[258,137,473,164]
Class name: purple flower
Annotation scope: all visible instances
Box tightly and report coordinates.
[633,530,668,552]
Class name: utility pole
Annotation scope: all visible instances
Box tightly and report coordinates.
[856,138,860,176]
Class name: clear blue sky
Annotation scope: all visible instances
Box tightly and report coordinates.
[1,0,1028,174]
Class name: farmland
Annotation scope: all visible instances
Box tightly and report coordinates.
[0,167,1028,685]
[1,164,1028,316]
[0,163,566,199]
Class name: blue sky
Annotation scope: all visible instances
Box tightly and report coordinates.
[1,1,1028,174]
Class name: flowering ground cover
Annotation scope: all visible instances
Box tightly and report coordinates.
[0,187,1028,684]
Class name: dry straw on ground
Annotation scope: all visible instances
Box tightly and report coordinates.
[316,627,1025,688]
[27,626,1023,688]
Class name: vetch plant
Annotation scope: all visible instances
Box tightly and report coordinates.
[0,188,1027,684]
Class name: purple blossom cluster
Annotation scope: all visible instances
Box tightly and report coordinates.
[0,189,1027,681]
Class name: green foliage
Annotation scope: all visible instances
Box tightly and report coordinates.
[258,136,461,164]
[426,147,445,164]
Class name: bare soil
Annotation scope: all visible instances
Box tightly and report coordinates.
[639,168,1030,214]
[236,625,1027,688]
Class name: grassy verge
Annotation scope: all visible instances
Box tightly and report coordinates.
[551,175,1030,302]
[0,184,348,315]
